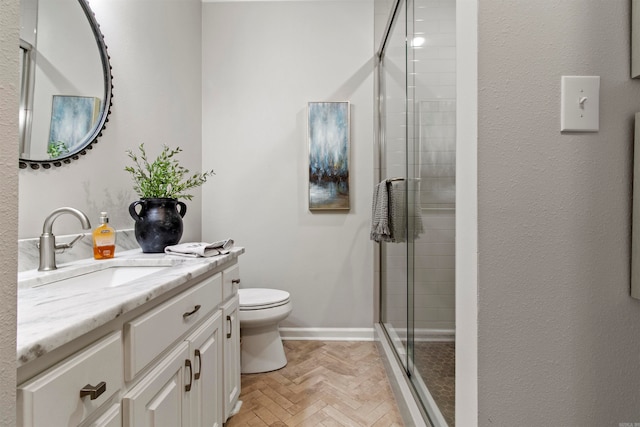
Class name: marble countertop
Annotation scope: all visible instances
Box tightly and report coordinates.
[17,247,244,367]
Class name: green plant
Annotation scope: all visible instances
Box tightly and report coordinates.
[125,144,214,201]
[47,140,69,159]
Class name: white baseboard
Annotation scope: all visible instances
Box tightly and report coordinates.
[278,327,453,342]
[416,328,455,342]
[385,327,455,343]
[279,327,375,341]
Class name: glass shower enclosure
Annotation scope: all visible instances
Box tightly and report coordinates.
[376,0,456,425]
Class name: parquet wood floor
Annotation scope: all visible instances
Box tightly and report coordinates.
[225,340,404,427]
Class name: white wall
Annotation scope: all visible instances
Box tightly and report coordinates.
[478,1,640,424]
[18,0,204,251]
[0,0,20,424]
[201,0,375,330]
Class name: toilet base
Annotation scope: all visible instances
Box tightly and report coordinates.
[241,325,287,374]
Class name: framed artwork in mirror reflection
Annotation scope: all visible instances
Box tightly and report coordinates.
[48,95,101,156]
[307,101,350,211]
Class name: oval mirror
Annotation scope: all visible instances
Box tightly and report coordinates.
[19,0,113,169]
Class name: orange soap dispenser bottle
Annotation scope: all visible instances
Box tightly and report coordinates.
[93,211,116,259]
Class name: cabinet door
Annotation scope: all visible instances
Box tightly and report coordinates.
[187,311,223,427]
[122,342,190,427]
[222,295,240,421]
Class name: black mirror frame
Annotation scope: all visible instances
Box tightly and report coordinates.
[19,0,113,170]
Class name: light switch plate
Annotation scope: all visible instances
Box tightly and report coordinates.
[560,76,600,132]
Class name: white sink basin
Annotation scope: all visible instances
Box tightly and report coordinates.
[18,258,183,289]
[47,266,169,288]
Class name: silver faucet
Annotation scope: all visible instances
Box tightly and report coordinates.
[38,207,92,271]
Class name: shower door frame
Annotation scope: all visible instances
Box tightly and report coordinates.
[376,0,421,414]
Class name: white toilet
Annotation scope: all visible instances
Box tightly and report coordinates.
[238,288,292,374]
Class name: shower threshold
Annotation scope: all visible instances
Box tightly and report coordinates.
[375,323,450,427]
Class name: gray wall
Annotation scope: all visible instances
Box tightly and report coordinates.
[0,0,19,424]
[478,1,640,424]
[201,0,375,331]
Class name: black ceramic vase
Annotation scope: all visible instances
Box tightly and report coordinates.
[129,198,187,253]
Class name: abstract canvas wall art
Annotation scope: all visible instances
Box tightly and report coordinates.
[308,101,350,210]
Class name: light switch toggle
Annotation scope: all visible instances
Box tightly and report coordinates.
[561,76,600,132]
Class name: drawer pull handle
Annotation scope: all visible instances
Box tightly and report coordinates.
[80,382,106,400]
[183,304,201,319]
[194,349,202,380]
[185,359,193,392]
[232,279,240,284]
[226,315,232,339]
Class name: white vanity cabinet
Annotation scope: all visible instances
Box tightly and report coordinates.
[17,256,242,427]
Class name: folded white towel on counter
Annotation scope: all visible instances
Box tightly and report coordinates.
[164,239,234,258]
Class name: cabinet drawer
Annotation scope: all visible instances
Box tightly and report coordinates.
[125,273,222,380]
[17,332,123,427]
[87,403,121,427]
[222,264,240,301]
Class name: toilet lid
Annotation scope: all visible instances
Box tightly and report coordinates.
[239,288,290,310]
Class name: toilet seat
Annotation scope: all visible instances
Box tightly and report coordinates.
[239,288,290,310]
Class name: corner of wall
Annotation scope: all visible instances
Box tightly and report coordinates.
[455,0,478,426]
[0,0,21,422]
